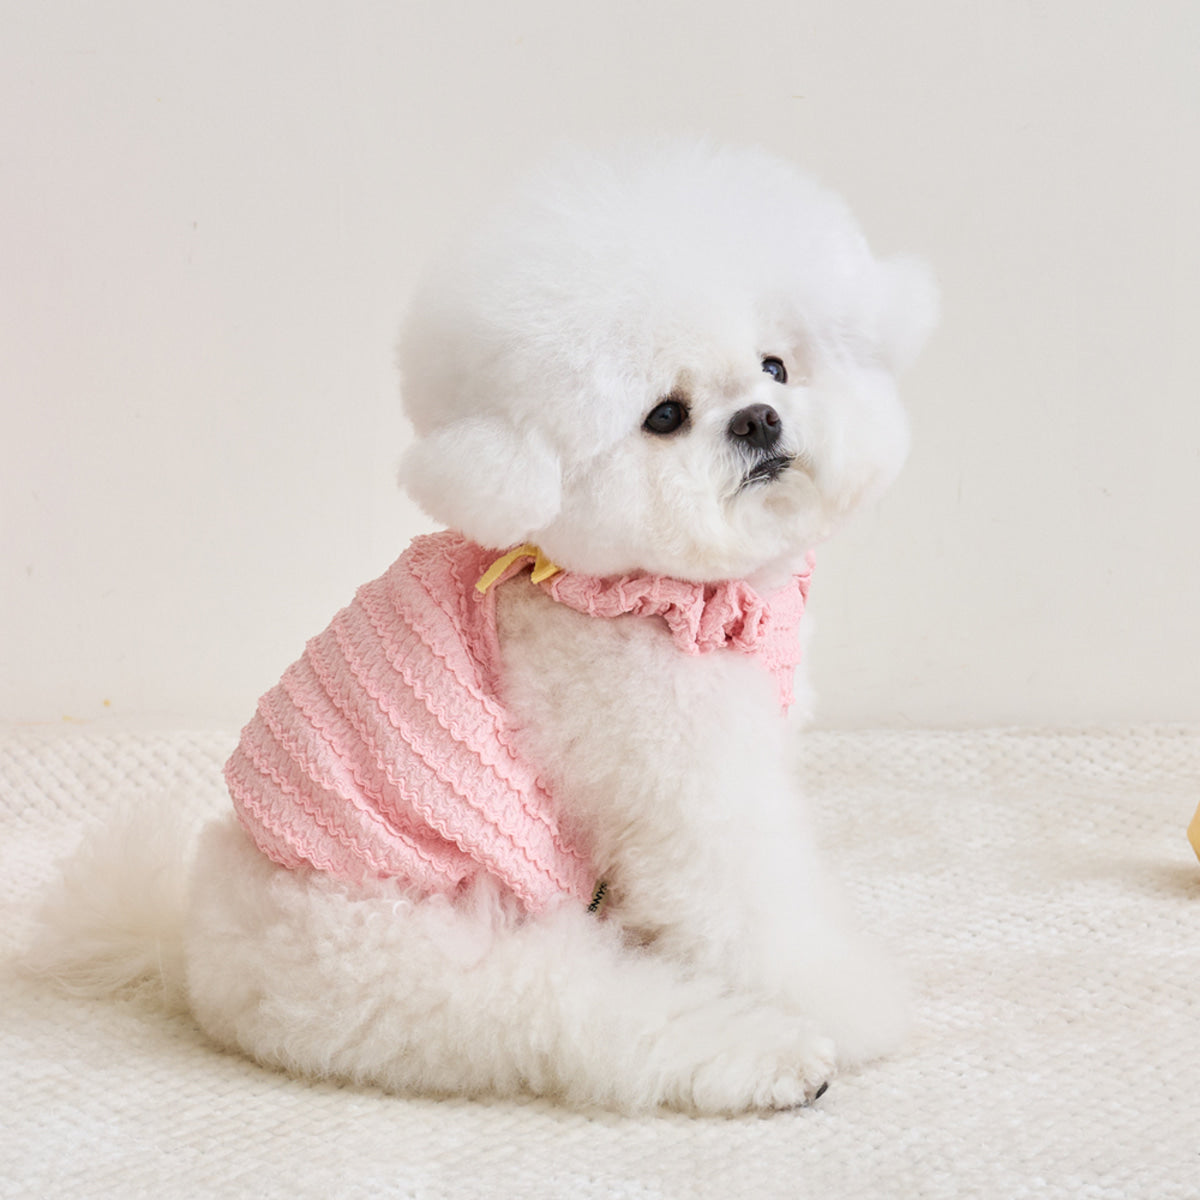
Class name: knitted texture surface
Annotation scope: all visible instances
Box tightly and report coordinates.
[3,726,1198,1199]
[226,532,811,910]
[226,533,594,911]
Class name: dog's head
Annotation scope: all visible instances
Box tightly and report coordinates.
[399,142,937,582]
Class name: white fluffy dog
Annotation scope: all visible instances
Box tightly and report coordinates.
[35,142,936,1115]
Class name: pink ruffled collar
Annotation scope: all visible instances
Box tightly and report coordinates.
[479,545,813,711]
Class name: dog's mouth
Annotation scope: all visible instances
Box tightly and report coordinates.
[740,455,794,489]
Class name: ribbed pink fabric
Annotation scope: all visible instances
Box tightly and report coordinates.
[226,531,812,911]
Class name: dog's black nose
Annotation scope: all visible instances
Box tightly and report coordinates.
[728,404,782,452]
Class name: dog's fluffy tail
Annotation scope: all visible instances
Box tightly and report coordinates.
[22,802,195,1013]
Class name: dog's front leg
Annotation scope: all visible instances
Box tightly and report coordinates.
[645,769,911,1068]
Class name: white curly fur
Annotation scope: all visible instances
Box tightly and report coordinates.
[30,141,936,1115]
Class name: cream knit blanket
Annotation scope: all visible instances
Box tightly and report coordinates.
[2,727,1197,1199]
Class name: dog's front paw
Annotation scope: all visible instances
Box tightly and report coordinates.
[660,1002,836,1115]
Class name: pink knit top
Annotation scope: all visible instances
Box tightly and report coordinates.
[226,532,812,912]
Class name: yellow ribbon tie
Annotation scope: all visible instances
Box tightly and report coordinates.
[476,544,562,593]
[1189,801,1200,865]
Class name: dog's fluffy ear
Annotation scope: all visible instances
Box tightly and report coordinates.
[875,255,939,373]
[400,417,563,549]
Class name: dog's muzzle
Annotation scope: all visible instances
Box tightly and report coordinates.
[728,403,793,487]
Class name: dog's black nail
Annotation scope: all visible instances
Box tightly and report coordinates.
[813,1081,829,1102]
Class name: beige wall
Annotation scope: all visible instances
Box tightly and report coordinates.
[3,1,1198,727]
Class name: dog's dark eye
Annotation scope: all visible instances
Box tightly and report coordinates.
[643,399,688,435]
[761,357,788,384]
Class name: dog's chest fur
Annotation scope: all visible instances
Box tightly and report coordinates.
[494,580,809,942]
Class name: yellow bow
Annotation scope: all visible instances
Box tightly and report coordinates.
[476,544,562,593]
